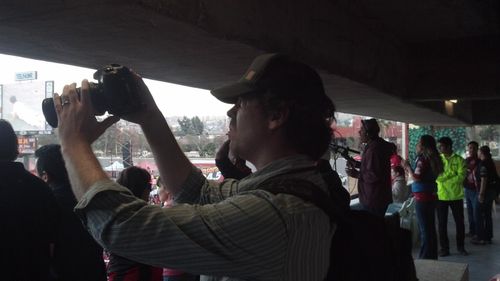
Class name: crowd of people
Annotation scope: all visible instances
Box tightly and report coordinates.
[401,136,499,260]
[0,53,499,281]
[351,124,500,261]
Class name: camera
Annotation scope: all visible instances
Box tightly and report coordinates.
[42,64,145,128]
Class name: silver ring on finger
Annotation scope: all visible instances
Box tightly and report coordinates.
[61,98,70,107]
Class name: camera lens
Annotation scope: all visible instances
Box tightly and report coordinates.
[42,98,58,128]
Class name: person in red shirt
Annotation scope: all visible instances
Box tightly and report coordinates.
[389,142,403,170]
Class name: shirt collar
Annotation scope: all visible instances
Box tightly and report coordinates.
[238,154,317,191]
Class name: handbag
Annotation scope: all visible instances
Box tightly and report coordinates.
[399,197,419,247]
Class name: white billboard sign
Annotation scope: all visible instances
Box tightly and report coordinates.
[15,71,37,81]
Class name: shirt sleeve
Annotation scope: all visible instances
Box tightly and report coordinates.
[74,173,288,280]
[436,156,466,184]
[215,158,251,180]
[480,165,488,179]
[456,157,467,184]
[436,158,449,183]
[412,158,426,181]
[173,165,242,205]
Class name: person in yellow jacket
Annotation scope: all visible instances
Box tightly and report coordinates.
[436,137,468,257]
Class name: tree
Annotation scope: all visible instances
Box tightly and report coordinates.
[177,116,205,136]
[177,116,192,136]
[191,116,204,135]
[92,123,120,155]
[409,126,466,162]
[200,142,217,157]
[479,125,499,141]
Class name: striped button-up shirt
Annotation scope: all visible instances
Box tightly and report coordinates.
[75,155,335,281]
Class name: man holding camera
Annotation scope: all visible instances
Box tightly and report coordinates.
[54,54,336,281]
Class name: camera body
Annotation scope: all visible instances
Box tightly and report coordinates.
[42,64,145,128]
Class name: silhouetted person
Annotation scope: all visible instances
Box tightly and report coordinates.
[35,144,107,281]
[0,119,59,281]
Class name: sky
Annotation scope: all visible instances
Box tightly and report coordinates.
[0,54,232,118]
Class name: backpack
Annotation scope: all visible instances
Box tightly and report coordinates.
[259,163,417,281]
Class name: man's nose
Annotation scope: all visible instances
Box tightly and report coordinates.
[227,105,237,118]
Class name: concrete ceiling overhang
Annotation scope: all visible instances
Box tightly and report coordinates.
[0,0,499,125]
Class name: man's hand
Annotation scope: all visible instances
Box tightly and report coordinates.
[216,140,231,161]
[54,80,118,200]
[345,161,359,178]
[402,159,411,171]
[114,72,193,193]
[118,72,163,125]
[478,193,485,203]
[54,80,119,147]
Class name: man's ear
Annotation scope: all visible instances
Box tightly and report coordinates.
[41,172,50,183]
[364,131,372,139]
[268,107,290,130]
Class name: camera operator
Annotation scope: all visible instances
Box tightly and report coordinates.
[345,118,393,217]
[53,54,336,281]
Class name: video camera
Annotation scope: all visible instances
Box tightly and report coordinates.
[42,64,145,128]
